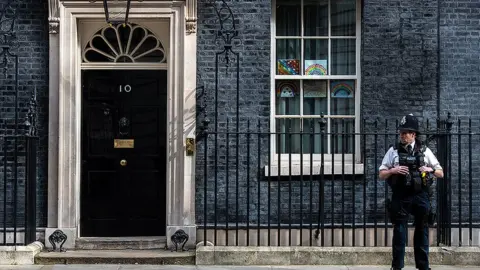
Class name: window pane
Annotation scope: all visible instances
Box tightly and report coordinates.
[331,0,356,36]
[276,0,301,36]
[331,118,355,154]
[331,39,356,75]
[276,118,301,154]
[276,39,301,75]
[331,80,355,115]
[302,118,328,154]
[304,0,328,36]
[303,80,327,115]
[304,39,328,75]
[276,80,300,115]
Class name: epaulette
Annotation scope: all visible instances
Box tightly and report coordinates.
[420,144,427,153]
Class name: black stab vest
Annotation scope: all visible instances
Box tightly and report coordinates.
[389,141,427,194]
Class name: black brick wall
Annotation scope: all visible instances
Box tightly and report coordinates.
[438,0,480,224]
[195,0,272,225]
[362,0,439,122]
[361,0,441,225]
[0,0,49,228]
[196,0,480,228]
[195,0,379,227]
[195,0,442,226]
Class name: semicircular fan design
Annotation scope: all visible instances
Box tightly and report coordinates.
[83,23,166,63]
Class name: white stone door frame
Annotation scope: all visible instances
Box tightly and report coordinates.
[47,0,197,249]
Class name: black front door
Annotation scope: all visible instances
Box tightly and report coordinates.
[81,70,167,237]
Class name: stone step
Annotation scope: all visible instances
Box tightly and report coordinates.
[75,237,167,250]
[35,249,195,265]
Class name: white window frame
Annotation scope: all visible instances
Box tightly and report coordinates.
[270,0,362,166]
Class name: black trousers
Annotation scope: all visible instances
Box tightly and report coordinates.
[390,191,430,270]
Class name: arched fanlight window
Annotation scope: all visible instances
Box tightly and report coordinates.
[83,23,166,63]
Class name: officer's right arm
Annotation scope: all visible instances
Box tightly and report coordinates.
[379,169,394,180]
[378,147,395,180]
[378,147,408,180]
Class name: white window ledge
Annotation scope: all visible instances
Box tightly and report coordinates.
[264,163,364,177]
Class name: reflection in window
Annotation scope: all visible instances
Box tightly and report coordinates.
[302,118,328,154]
[276,0,301,36]
[331,0,356,36]
[331,80,355,115]
[304,39,328,75]
[276,81,300,115]
[304,0,328,36]
[276,39,301,75]
[303,81,327,115]
[331,118,355,154]
[331,39,356,75]
[276,118,301,154]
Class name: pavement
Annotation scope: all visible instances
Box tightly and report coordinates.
[0,266,478,270]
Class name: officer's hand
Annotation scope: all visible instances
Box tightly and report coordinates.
[419,166,433,173]
[391,166,409,175]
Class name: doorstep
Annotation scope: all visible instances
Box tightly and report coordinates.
[75,236,167,250]
[35,249,195,265]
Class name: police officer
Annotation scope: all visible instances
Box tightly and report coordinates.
[379,114,444,270]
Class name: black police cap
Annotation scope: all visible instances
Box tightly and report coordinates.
[398,114,419,133]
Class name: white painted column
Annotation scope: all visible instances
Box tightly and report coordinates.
[46,0,78,249]
[166,0,198,249]
[47,5,59,229]
[182,18,197,228]
[45,5,79,249]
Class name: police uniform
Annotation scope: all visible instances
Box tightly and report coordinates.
[380,143,442,173]
[379,114,442,270]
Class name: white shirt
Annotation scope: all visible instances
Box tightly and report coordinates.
[379,141,443,171]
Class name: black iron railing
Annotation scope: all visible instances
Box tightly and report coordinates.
[197,113,480,247]
[0,0,38,246]
[0,133,37,246]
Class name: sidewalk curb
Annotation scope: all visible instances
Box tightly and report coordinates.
[196,246,480,265]
[0,241,44,265]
